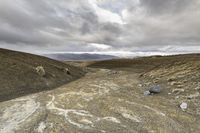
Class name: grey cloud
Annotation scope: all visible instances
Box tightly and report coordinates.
[0,0,200,53]
[139,0,195,15]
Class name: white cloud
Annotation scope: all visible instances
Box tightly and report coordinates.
[0,0,200,55]
[88,43,112,50]
[88,0,125,24]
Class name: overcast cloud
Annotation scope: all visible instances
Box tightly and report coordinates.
[0,0,200,54]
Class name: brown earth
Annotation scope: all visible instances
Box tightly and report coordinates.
[0,53,200,133]
[0,48,85,102]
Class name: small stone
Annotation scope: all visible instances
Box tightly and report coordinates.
[138,84,142,87]
[107,70,119,75]
[182,80,187,83]
[167,77,176,82]
[149,85,161,94]
[153,78,159,83]
[144,91,151,96]
[175,96,180,99]
[177,85,184,88]
[194,87,200,90]
[186,92,200,99]
[170,81,182,86]
[172,89,185,94]
[168,93,172,95]
[180,102,187,111]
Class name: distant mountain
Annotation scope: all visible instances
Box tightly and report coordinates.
[43,53,118,61]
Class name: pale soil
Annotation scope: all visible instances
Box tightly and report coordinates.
[0,67,199,133]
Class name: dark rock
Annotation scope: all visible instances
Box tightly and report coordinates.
[149,85,161,93]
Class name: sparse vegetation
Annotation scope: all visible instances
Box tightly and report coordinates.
[0,48,85,102]
[0,51,200,132]
[35,66,46,77]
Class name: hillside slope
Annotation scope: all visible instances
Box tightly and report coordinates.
[88,54,200,72]
[0,48,85,102]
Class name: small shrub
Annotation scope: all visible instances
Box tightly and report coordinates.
[35,66,46,77]
[63,68,70,75]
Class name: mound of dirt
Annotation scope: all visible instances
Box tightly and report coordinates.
[0,48,85,102]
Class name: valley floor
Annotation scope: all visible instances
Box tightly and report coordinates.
[0,66,200,133]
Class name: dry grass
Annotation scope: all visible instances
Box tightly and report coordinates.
[0,48,85,102]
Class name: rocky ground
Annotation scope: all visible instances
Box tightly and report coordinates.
[0,54,200,133]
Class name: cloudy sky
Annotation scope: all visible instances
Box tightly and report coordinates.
[0,0,200,55]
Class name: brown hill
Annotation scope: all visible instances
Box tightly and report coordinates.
[0,48,85,102]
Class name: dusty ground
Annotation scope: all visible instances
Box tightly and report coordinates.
[0,54,200,133]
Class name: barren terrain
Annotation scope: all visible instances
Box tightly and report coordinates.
[0,53,200,133]
[0,48,85,102]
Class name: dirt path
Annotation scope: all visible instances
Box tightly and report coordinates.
[0,68,199,133]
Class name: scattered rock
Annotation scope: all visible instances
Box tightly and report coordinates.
[177,85,184,88]
[186,92,200,99]
[153,78,159,83]
[144,91,151,96]
[149,85,161,94]
[180,102,187,111]
[35,66,46,77]
[182,80,187,83]
[172,89,185,94]
[194,86,200,90]
[108,71,118,75]
[138,84,142,87]
[167,77,176,82]
[63,68,70,74]
[170,81,182,86]
[144,82,151,86]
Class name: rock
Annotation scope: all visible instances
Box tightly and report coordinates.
[177,85,184,88]
[63,68,70,74]
[172,89,185,94]
[144,91,151,96]
[186,92,200,99]
[149,85,161,94]
[194,86,200,90]
[144,82,151,86]
[182,80,187,83]
[153,78,159,83]
[108,71,118,75]
[167,77,176,82]
[170,81,182,86]
[180,102,187,111]
[35,66,46,77]
[138,84,142,87]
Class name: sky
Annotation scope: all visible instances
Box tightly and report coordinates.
[0,0,200,55]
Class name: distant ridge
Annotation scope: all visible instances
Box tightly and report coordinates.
[43,53,118,61]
